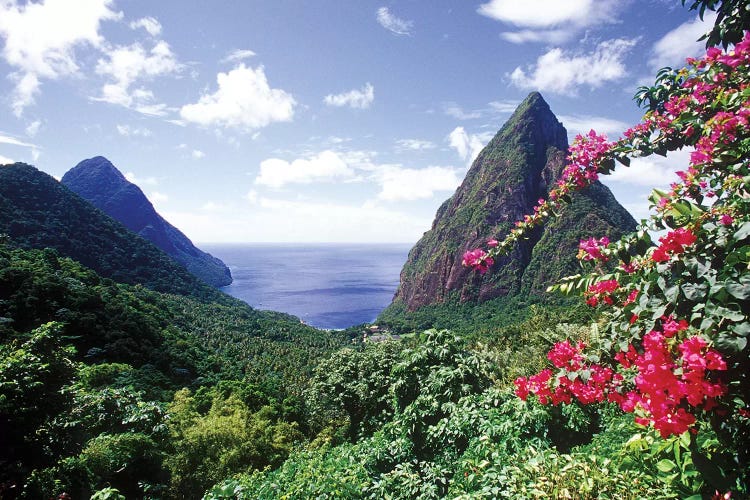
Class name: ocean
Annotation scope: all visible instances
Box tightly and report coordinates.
[201,243,411,330]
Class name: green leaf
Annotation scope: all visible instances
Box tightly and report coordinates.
[656,459,677,473]
[735,222,750,241]
[716,333,747,353]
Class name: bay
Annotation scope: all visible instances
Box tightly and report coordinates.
[201,243,410,330]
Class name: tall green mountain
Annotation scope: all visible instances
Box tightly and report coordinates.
[61,156,232,287]
[388,92,636,312]
[0,162,225,302]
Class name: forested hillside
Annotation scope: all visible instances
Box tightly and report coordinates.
[0,243,350,498]
[0,163,225,302]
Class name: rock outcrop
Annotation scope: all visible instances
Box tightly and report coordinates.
[391,92,636,311]
[62,156,232,287]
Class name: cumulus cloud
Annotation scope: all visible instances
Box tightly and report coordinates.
[95,40,182,115]
[255,150,354,188]
[376,7,414,36]
[449,127,488,164]
[376,166,460,201]
[124,171,158,186]
[149,191,168,204]
[324,83,375,109]
[509,38,637,95]
[221,49,256,64]
[180,64,296,132]
[191,149,205,159]
[650,13,717,69]
[477,0,622,43]
[129,16,162,37]
[605,148,692,188]
[0,0,121,115]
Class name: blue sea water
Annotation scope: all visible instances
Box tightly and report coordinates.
[201,243,411,330]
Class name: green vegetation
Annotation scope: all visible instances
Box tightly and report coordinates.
[0,243,349,498]
[0,163,227,301]
[1,1,748,499]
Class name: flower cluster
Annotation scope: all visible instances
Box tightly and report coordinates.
[461,248,494,275]
[619,329,727,438]
[651,228,697,263]
[577,236,610,262]
[517,321,727,438]
[515,340,624,406]
[584,279,619,307]
[469,33,750,445]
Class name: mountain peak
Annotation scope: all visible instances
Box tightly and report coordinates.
[62,156,233,287]
[385,96,635,312]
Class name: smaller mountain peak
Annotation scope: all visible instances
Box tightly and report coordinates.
[65,156,126,183]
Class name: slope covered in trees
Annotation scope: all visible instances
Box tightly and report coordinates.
[62,156,232,288]
[0,163,225,302]
[380,93,635,331]
[0,243,350,498]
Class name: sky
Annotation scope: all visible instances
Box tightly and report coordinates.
[0,0,717,243]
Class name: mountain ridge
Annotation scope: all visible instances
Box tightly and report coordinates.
[0,162,227,302]
[61,156,232,287]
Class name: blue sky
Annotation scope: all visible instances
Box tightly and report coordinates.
[0,0,715,243]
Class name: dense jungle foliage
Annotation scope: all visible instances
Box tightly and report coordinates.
[0,243,351,498]
[1,1,748,499]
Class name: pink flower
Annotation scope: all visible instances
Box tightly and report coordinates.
[487,238,499,248]
[462,248,494,274]
[720,214,734,225]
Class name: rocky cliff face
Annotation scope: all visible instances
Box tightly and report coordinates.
[62,156,232,287]
[391,92,636,311]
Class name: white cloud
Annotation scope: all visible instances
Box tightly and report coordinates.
[376,7,414,36]
[124,171,158,186]
[449,127,488,164]
[500,29,569,44]
[558,114,629,141]
[180,64,296,132]
[477,0,622,43]
[129,17,162,37]
[0,133,36,148]
[0,0,121,115]
[164,197,430,243]
[149,191,169,204]
[443,103,482,120]
[376,166,460,201]
[25,120,41,137]
[255,150,355,188]
[324,83,375,109]
[396,139,435,151]
[0,154,15,164]
[509,38,637,95]
[246,189,258,204]
[191,149,205,159]
[488,100,520,114]
[650,12,717,69]
[116,124,152,137]
[201,201,224,211]
[95,40,182,115]
[221,49,256,64]
[605,148,692,188]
